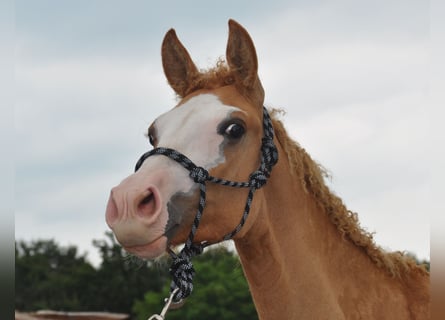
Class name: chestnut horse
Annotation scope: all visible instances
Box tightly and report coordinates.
[105,20,430,319]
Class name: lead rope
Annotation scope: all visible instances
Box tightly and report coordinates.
[136,107,278,319]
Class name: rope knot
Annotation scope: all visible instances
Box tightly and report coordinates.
[169,244,204,301]
[189,166,209,183]
[169,257,194,300]
[262,137,279,167]
[249,170,268,190]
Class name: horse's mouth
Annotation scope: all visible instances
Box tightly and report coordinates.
[124,235,168,259]
[123,222,183,259]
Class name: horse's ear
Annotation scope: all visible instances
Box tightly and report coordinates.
[226,20,264,105]
[226,19,258,87]
[162,29,199,97]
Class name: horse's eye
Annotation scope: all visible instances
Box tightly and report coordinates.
[225,123,245,140]
[148,133,155,146]
[147,126,157,146]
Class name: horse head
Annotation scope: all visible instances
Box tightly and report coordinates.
[105,20,271,259]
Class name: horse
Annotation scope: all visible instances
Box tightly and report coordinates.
[105,20,430,319]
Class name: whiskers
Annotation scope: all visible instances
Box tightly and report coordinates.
[123,250,171,270]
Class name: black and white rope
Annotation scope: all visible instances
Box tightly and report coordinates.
[134,107,278,302]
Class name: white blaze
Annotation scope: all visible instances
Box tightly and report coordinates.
[138,94,242,197]
[156,94,241,168]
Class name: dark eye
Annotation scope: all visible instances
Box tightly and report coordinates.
[148,133,155,146]
[147,125,157,146]
[224,123,245,140]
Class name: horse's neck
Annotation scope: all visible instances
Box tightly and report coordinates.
[234,159,345,318]
[234,148,419,319]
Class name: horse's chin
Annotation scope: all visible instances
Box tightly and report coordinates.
[123,235,168,259]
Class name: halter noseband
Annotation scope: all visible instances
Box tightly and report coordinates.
[135,106,278,303]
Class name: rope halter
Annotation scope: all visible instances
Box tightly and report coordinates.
[134,106,278,303]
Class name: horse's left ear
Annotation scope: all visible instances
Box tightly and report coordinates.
[162,29,200,97]
[226,19,264,106]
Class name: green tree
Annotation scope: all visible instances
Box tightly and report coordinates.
[406,252,430,272]
[88,231,169,313]
[15,232,169,317]
[15,235,257,318]
[132,246,257,320]
[15,235,430,318]
[15,239,96,310]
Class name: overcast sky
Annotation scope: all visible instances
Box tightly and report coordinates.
[15,0,431,266]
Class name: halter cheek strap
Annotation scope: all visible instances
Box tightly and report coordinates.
[134,107,278,303]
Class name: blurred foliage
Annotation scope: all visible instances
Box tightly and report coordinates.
[132,247,257,320]
[15,232,168,316]
[15,233,256,319]
[406,252,430,272]
[15,232,429,319]
[15,238,96,310]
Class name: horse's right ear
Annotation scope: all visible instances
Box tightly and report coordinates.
[161,29,199,97]
[226,20,259,89]
[226,20,264,107]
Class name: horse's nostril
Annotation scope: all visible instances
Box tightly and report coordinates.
[137,191,156,218]
[140,193,154,205]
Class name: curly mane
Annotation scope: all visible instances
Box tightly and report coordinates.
[187,59,427,277]
[182,59,236,96]
[269,109,428,278]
